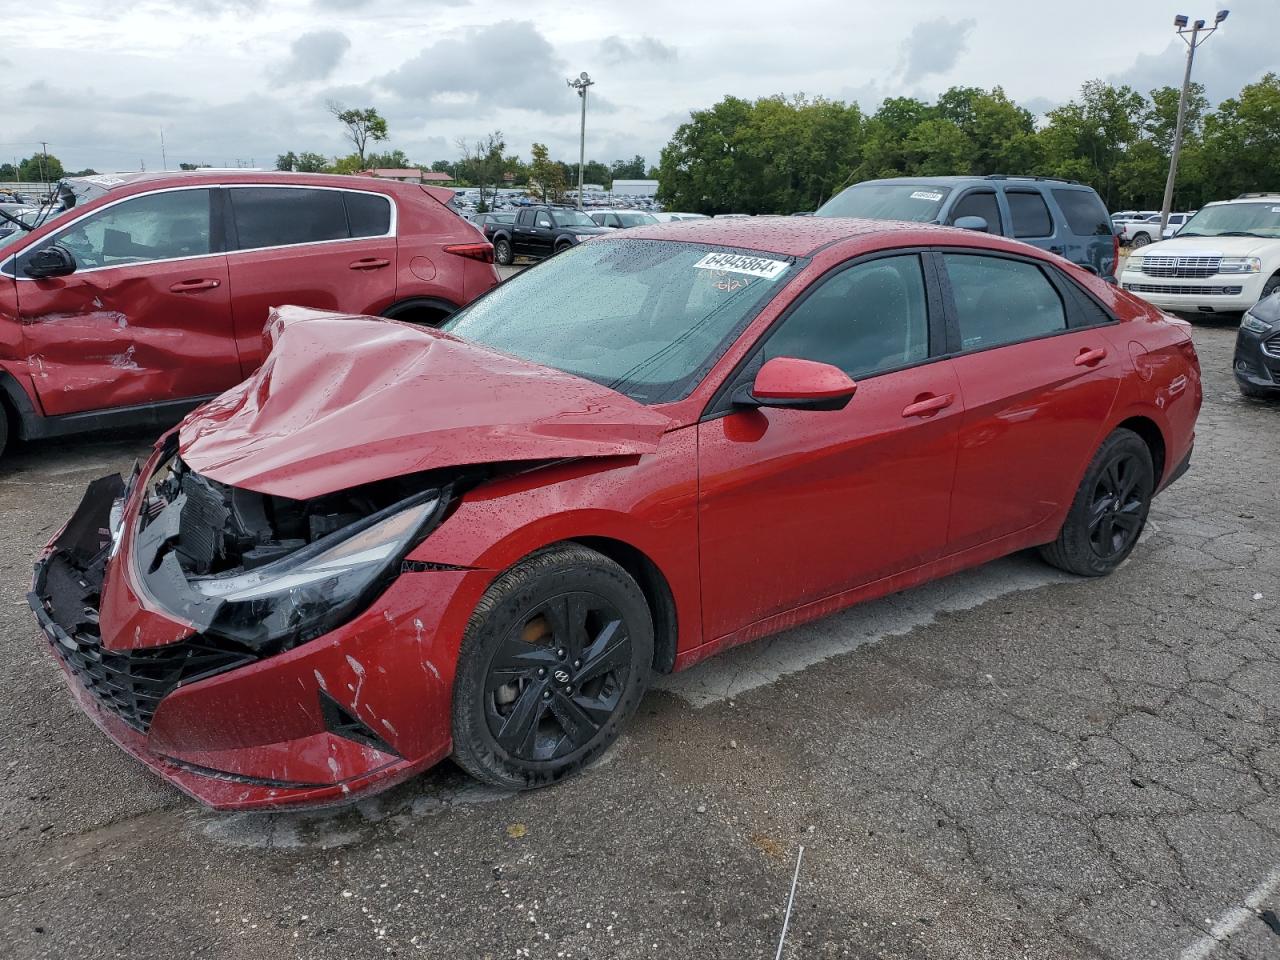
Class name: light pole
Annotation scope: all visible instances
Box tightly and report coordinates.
[567,71,594,209]
[1158,10,1228,235]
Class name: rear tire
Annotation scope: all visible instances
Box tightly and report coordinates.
[1039,428,1154,577]
[1130,232,1151,248]
[451,545,653,790]
[494,238,513,266]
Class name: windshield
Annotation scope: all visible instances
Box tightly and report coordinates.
[441,238,796,404]
[1179,202,1280,238]
[617,212,657,227]
[817,183,951,222]
[553,209,597,227]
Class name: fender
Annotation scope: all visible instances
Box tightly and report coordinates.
[0,366,43,438]
[408,433,704,657]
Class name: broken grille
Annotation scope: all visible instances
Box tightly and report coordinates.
[32,551,254,732]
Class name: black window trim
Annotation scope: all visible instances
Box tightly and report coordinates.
[701,246,947,421]
[5,185,222,280]
[947,188,1004,234]
[1004,189,1056,240]
[222,183,396,256]
[931,247,1118,358]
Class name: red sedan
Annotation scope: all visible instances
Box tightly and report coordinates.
[28,217,1201,809]
[0,171,498,458]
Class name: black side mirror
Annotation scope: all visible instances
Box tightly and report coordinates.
[23,244,77,279]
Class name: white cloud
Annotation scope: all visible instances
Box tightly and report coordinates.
[272,30,351,83]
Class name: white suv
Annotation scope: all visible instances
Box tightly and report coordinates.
[1121,194,1280,315]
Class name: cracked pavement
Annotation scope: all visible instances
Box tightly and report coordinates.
[1,318,1277,959]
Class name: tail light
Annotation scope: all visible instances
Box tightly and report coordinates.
[444,242,495,264]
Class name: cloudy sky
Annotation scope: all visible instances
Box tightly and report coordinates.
[4,0,1278,174]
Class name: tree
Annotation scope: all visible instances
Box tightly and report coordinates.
[529,143,566,202]
[1036,81,1146,207]
[1199,72,1280,203]
[16,152,65,183]
[366,149,413,169]
[275,151,298,172]
[296,152,329,173]
[327,102,389,165]
[455,132,507,210]
[178,162,209,171]
[610,155,647,180]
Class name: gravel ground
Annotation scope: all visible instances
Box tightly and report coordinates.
[1,317,1278,960]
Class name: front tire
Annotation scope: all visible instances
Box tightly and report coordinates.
[451,545,653,790]
[494,238,514,266]
[1039,428,1154,577]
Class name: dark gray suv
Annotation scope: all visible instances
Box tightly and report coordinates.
[817,175,1119,282]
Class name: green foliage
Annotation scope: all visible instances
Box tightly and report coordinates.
[659,94,863,214]
[365,149,413,169]
[529,143,566,202]
[656,78,1280,216]
[296,152,330,173]
[327,102,389,164]
[9,152,65,183]
[275,151,297,172]
[610,155,648,180]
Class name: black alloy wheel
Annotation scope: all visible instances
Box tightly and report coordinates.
[1039,427,1154,577]
[494,238,513,265]
[484,592,630,762]
[451,545,653,789]
[1087,452,1146,560]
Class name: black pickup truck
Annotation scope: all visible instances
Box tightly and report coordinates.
[489,205,611,265]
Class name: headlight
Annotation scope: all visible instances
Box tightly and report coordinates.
[1218,257,1261,275]
[1241,312,1274,334]
[1124,256,1142,271]
[195,493,442,649]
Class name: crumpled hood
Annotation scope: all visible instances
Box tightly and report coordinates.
[179,306,673,499]
[1139,235,1275,258]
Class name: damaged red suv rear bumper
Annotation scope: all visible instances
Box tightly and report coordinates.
[27,460,482,811]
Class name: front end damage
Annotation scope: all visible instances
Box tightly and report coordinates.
[28,438,481,809]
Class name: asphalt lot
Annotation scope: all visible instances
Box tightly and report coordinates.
[2,317,1278,960]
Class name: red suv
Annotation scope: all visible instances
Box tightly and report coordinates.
[0,171,498,457]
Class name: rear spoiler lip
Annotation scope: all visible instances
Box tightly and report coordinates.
[420,185,458,205]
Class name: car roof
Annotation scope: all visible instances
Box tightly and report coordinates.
[65,169,425,196]
[620,215,1012,257]
[856,175,1093,191]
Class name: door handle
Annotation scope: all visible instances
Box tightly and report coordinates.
[1049,246,1065,255]
[1074,346,1108,367]
[169,278,220,293]
[349,257,391,270]
[901,393,954,418]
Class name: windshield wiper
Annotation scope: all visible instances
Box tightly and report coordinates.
[1214,231,1267,238]
[0,207,33,232]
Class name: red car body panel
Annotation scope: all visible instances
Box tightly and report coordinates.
[178,306,673,499]
[28,218,1202,810]
[0,171,497,431]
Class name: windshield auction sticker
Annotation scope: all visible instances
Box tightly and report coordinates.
[693,252,789,280]
[910,190,944,201]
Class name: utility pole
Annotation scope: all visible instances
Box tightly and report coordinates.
[1159,10,1228,235]
[567,71,595,209]
[160,129,168,171]
[39,141,49,186]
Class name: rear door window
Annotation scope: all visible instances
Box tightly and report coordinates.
[949,191,1003,233]
[344,191,392,238]
[1050,189,1112,237]
[230,187,348,250]
[1006,192,1054,238]
[942,253,1066,350]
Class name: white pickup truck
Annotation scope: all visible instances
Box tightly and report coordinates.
[1122,213,1193,247]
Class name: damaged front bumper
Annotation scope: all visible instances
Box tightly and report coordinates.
[27,447,473,810]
